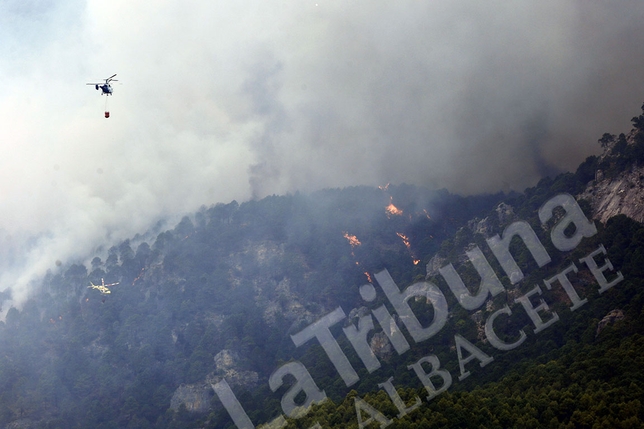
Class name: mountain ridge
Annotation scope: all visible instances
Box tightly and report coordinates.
[0,104,643,428]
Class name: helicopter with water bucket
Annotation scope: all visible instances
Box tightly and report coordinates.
[86,74,118,118]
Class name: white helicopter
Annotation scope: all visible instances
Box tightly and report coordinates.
[87,74,118,95]
[88,278,120,296]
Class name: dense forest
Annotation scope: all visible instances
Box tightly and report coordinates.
[281,213,644,429]
[0,104,644,428]
[0,185,504,429]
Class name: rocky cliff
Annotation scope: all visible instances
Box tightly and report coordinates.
[579,164,644,224]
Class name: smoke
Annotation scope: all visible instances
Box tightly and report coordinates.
[1,0,644,306]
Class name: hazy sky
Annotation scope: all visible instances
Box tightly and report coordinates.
[1,0,644,305]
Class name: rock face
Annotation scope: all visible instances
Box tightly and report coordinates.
[344,307,394,361]
[495,202,515,225]
[170,349,259,414]
[169,383,213,413]
[426,201,516,280]
[579,164,644,224]
[207,349,259,390]
[369,331,393,361]
[596,309,625,337]
[426,254,447,278]
[262,277,315,328]
[578,130,644,224]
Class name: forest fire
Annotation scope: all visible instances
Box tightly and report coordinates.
[343,232,361,248]
[385,199,403,218]
[396,232,411,249]
[200,194,625,429]
[344,232,365,268]
[397,232,420,265]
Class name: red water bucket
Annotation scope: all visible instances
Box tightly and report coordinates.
[105,111,110,118]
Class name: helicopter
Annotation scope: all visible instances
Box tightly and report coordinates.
[86,74,118,95]
[87,74,118,117]
[88,278,120,295]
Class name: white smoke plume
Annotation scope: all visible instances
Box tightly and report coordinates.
[1,0,644,306]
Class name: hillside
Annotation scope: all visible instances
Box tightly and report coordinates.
[0,185,503,429]
[0,104,644,429]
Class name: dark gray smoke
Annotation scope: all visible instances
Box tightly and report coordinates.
[237,1,644,195]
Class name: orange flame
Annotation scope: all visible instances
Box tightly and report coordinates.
[386,199,403,218]
[343,232,361,248]
[396,232,411,250]
[397,232,421,265]
[364,272,373,283]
